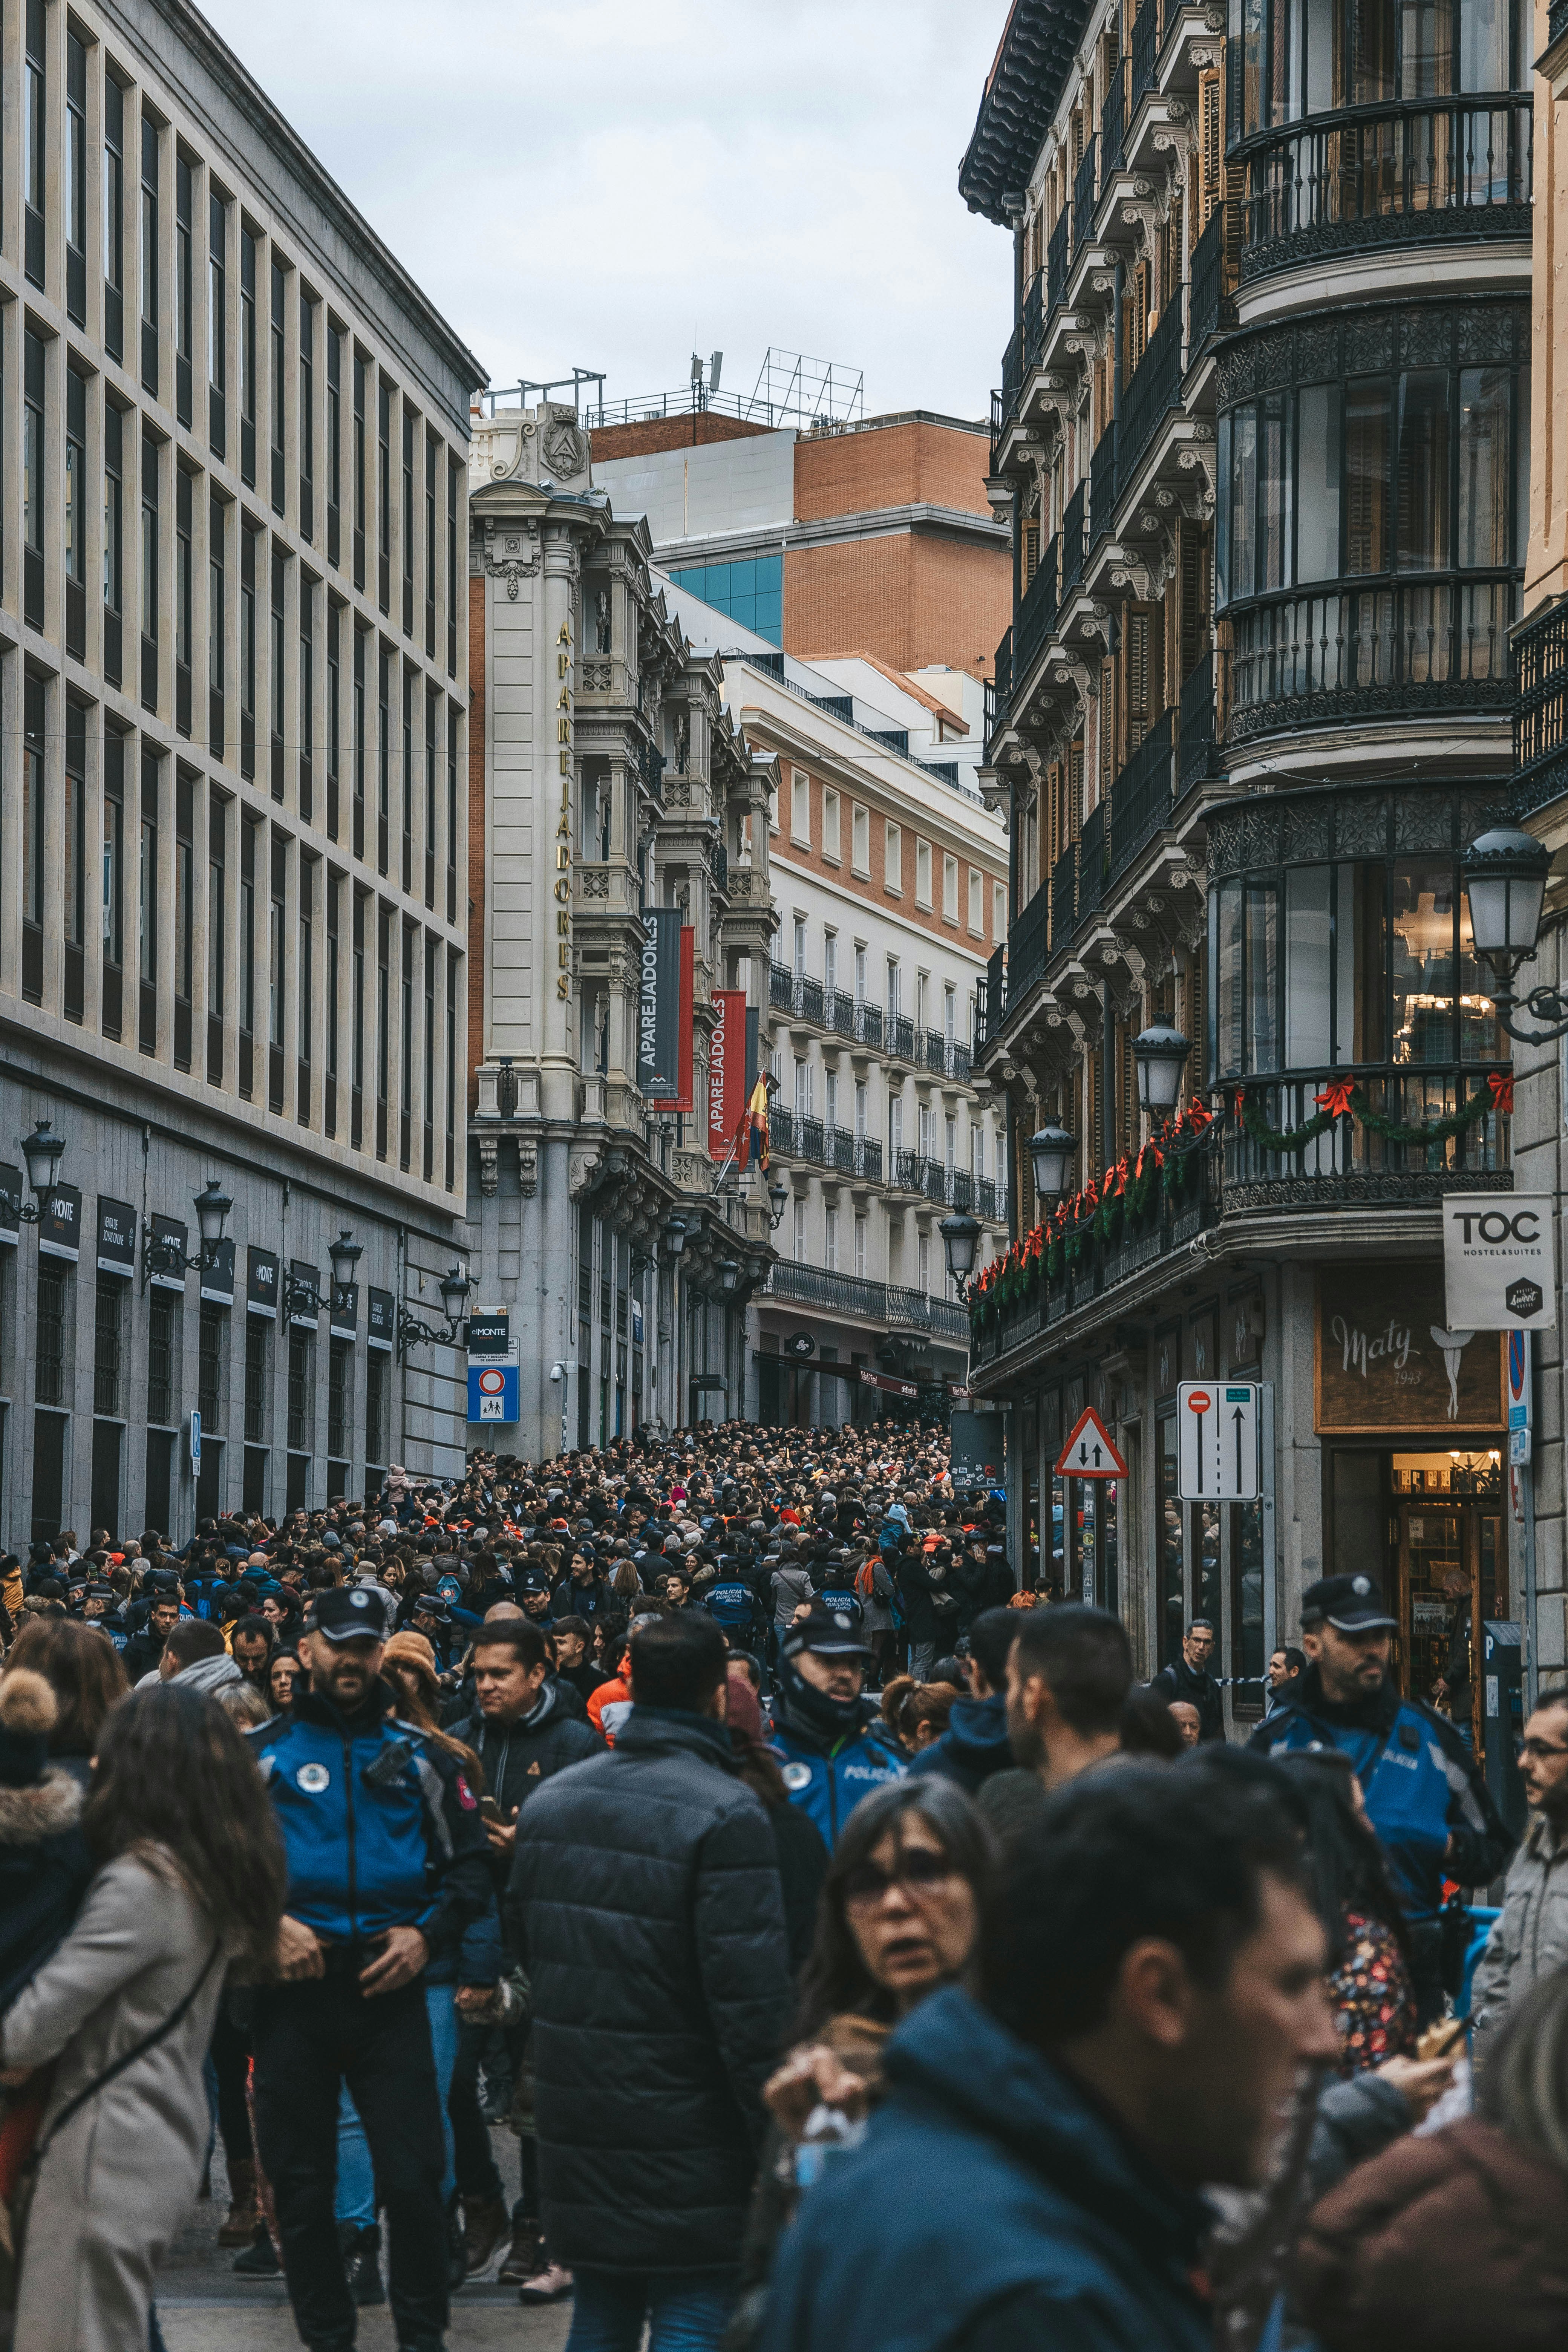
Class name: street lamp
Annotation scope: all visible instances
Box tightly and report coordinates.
[1132,1023,1191,1116]
[17,1117,66,1213]
[1028,1123,1076,1210]
[143,1174,233,1285]
[328,1229,364,1298]
[397,1263,472,1361]
[766,1178,790,1230]
[939,1213,981,1300]
[717,1258,742,1294]
[663,1213,689,1258]
[1462,825,1566,1042]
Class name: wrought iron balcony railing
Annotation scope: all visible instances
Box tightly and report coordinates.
[1015,534,1060,687]
[1227,574,1516,739]
[1118,288,1184,492]
[1074,136,1098,253]
[1110,710,1175,881]
[1514,594,1568,819]
[1240,95,1533,280]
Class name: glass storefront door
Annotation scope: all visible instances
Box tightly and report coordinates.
[1389,1450,1504,1755]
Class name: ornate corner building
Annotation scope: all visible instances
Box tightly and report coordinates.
[962,0,1533,1718]
[465,406,773,1456]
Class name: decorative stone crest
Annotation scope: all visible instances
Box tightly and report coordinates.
[541,405,590,485]
[485,521,541,600]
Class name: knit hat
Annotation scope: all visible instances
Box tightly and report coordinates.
[384,1629,439,1690]
[0,1668,57,1788]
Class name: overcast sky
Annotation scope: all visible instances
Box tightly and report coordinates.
[199,0,1010,423]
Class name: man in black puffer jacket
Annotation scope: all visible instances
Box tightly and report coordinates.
[507,1611,791,2351]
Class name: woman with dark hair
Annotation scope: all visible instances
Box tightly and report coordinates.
[726,1780,995,2350]
[0,1684,288,2352]
[4,1617,130,1784]
[1276,1749,1417,2075]
[266,1648,300,1713]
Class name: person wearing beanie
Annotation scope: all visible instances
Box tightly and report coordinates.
[769,1597,906,1847]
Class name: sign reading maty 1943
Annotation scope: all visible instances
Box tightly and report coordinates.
[1315,1265,1504,1435]
[1442,1193,1557,1331]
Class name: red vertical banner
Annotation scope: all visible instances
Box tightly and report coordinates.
[709,989,747,1160]
[671,927,696,1112]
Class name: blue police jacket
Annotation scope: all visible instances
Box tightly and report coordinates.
[250,1680,491,1952]
[770,1706,906,1846]
[1250,1665,1512,1921]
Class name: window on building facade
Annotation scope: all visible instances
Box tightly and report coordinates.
[790,769,810,846]
[916,839,933,908]
[885,822,902,893]
[852,803,870,875]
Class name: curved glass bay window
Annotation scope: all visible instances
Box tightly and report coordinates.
[1233,0,1531,257]
[1207,787,1507,1182]
[1217,303,1527,729]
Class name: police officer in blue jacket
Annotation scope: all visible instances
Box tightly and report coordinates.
[250,1585,491,2352]
[770,1596,905,1845]
[1250,1571,1513,2019]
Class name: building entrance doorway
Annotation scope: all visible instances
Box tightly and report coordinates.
[1387,1451,1504,1759]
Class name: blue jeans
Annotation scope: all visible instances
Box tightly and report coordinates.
[335,1981,459,2224]
[566,2269,738,2352]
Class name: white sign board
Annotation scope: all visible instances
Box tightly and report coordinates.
[1177,1382,1260,1501]
[1441,1193,1557,1331]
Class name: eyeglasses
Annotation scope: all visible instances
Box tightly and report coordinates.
[1520,1738,1568,1761]
[842,1848,960,1910]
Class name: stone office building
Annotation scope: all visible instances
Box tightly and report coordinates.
[962,0,1532,1727]
[0,0,483,1546]
[465,404,770,1460]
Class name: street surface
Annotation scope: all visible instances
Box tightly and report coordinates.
[156,2140,571,2352]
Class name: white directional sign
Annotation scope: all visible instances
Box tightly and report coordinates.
[1177,1382,1260,1501]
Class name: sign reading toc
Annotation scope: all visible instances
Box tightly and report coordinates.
[1442,1193,1556,1331]
[1178,1383,1260,1500]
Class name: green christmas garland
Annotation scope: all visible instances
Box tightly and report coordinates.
[1237,1079,1507,1157]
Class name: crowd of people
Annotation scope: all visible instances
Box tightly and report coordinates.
[0,1415,1565,2352]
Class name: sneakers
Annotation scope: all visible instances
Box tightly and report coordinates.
[219,2157,260,2248]
[339,2220,385,2308]
[232,2220,281,2277]
[461,2193,510,2276]
[496,2215,544,2285]
[518,2261,573,2305]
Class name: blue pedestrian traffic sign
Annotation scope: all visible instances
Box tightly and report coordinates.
[468,1362,518,1423]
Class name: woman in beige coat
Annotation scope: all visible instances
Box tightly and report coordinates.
[1,1682,286,2352]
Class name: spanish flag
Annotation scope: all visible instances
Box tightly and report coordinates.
[739,1076,770,1173]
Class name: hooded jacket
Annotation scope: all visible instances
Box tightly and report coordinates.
[1294,2115,1568,2352]
[506,1707,792,2275]
[447,1682,601,1897]
[760,1986,1213,2352]
[907,1691,1014,1794]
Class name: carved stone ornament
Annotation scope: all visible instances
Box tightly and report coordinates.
[516,1136,539,1198]
[485,521,542,600]
[579,868,611,899]
[487,418,536,480]
[478,1134,500,1197]
[541,407,590,484]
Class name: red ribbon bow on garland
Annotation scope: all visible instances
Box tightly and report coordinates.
[1487,1071,1514,1115]
[1313,1078,1357,1119]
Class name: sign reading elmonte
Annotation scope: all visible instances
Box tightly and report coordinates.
[1442,1193,1557,1331]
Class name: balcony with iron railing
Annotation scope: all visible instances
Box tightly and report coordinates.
[985,626,1012,755]
[767,1260,970,1341]
[887,1013,917,1064]
[1014,534,1061,691]
[1226,574,1516,742]
[1188,207,1233,354]
[1004,883,1049,1015]
[1109,709,1175,881]
[1239,95,1533,281]
[1513,594,1568,819]
[1073,135,1099,252]
[1047,210,1070,312]
[1061,481,1088,595]
[1075,800,1107,932]
[1117,287,1184,492]
[1089,420,1118,546]
[1101,66,1126,175]
[1130,0,1159,111]
[1050,845,1078,950]
[1178,649,1217,796]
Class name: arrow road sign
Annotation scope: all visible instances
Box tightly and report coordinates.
[1055,1406,1128,1481]
[1178,1382,1260,1501]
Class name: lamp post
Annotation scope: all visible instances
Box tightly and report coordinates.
[663,1213,689,1259]
[1462,825,1566,1043]
[143,1175,233,1286]
[766,1178,790,1230]
[1028,1123,1076,1211]
[939,1212,981,1301]
[396,1263,472,1361]
[12,1117,67,1220]
[328,1229,364,1315]
[717,1258,742,1295]
[1132,1023,1191,1116]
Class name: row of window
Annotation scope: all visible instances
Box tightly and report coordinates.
[18,4,465,666]
[1216,364,1528,608]
[774,771,1005,939]
[1207,853,1498,1077]
[12,334,464,911]
[785,922,980,1029]
[16,683,462,1187]
[1232,0,1528,135]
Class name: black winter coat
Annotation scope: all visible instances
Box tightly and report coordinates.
[506,1708,793,2275]
[449,1685,602,1903]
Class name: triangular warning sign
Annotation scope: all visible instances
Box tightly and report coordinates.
[1055,1407,1127,1480]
